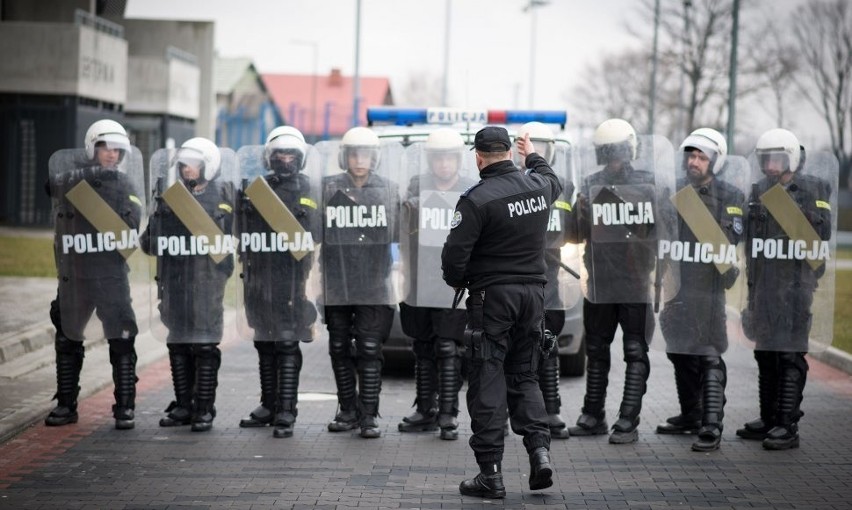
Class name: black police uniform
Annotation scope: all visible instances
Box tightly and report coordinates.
[568,163,657,441]
[46,164,141,428]
[398,173,476,439]
[738,171,832,448]
[142,179,235,431]
[321,171,398,437]
[442,150,561,493]
[657,176,745,448]
[238,171,319,437]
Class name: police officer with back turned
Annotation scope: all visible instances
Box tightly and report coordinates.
[442,127,561,499]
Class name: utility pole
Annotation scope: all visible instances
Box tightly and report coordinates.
[524,0,550,109]
[727,0,740,154]
[648,0,661,134]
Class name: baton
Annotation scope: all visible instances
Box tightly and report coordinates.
[545,251,580,280]
[451,288,466,309]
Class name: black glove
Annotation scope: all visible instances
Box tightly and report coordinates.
[721,267,740,290]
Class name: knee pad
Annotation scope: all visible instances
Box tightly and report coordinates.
[436,338,459,359]
[275,341,301,356]
[254,341,275,356]
[623,339,648,363]
[329,336,353,360]
[193,343,222,362]
[778,352,808,379]
[585,339,610,361]
[413,339,435,360]
[56,336,85,356]
[168,343,193,356]
[108,338,136,356]
[356,337,383,361]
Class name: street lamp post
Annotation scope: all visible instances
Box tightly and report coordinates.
[524,0,549,109]
[291,39,319,142]
[353,0,362,127]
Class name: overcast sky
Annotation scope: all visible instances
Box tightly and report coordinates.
[125,0,639,111]
[126,0,825,148]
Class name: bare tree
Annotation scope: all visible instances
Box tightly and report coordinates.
[394,72,444,107]
[565,49,655,131]
[790,0,852,187]
[571,0,770,142]
[742,26,800,127]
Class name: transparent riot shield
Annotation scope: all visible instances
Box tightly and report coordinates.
[656,155,749,356]
[314,140,403,306]
[399,142,477,308]
[576,135,677,305]
[145,146,239,343]
[541,142,582,311]
[739,150,838,353]
[234,144,322,342]
[48,147,149,342]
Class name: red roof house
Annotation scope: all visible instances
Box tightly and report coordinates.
[262,69,393,141]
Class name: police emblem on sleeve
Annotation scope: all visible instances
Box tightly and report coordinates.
[450,210,462,229]
[732,216,743,235]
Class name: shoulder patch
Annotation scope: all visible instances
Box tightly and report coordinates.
[450,210,463,229]
[732,216,743,235]
[461,181,483,198]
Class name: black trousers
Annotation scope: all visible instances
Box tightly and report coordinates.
[465,283,550,464]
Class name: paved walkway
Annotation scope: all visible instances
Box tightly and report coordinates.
[1,226,852,508]
[1,310,852,508]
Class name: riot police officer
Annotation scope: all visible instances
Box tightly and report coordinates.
[515,121,575,440]
[45,119,144,430]
[237,126,320,438]
[442,127,561,499]
[737,128,835,450]
[397,128,476,440]
[319,127,400,439]
[656,128,746,451]
[567,119,665,444]
[142,137,236,432]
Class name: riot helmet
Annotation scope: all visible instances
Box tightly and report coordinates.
[516,121,556,165]
[680,127,728,176]
[755,128,801,177]
[425,128,464,185]
[85,119,131,168]
[338,126,380,172]
[264,126,307,176]
[593,118,637,166]
[176,137,221,188]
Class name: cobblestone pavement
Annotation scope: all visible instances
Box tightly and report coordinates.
[1,320,851,510]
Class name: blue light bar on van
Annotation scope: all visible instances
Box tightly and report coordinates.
[367,107,567,127]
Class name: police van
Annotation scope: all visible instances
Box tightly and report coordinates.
[367,107,586,377]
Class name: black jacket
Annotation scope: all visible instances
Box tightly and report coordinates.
[441,153,562,291]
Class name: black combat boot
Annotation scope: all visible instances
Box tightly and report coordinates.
[569,343,609,436]
[328,336,359,432]
[610,343,649,444]
[273,344,301,438]
[109,339,138,430]
[358,341,383,439]
[459,461,505,499]
[657,354,702,435]
[160,346,194,427]
[528,447,554,490]
[737,351,778,440]
[436,339,462,440]
[190,345,220,432]
[240,346,276,427]
[398,359,438,432]
[45,336,84,427]
[539,350,570,439]
[692,358,726,452]
[763,353,806,450]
